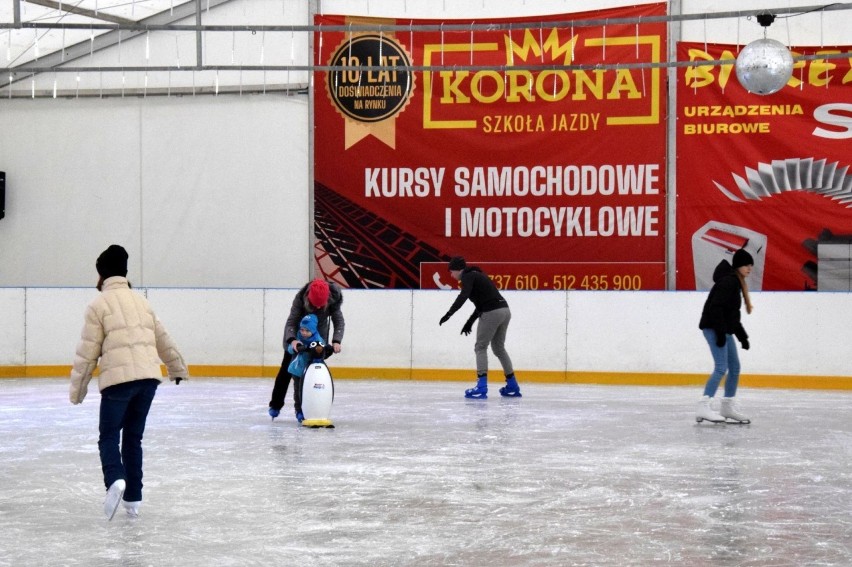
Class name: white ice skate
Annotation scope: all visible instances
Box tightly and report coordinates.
[719,397,750,424]
[103,479,125,520]
[695,396,725,423]
[123,500,140,518]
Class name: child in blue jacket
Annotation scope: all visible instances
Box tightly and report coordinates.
[286,314,324,423]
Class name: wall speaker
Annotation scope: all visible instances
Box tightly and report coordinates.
[0,171,5,220]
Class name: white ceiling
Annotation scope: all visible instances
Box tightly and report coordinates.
[4,0,197,67]
[1,0,312,94]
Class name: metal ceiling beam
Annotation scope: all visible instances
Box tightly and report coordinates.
[3,0,236,87]
[195,0,203,73]
[9,82,308,98]
[2,3,851,33]
[25,0,137,25]
[3,50,851,75]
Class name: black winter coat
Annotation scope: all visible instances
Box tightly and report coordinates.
[445,266,508,319]
[698,260,748,343]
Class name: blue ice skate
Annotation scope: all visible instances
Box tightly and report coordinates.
[499,374,522,398]
[465,375,488,399]
[268,407,280,420]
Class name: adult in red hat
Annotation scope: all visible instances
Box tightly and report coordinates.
[267,279,345,422]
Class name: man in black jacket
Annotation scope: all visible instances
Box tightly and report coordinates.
[439,256,521,399]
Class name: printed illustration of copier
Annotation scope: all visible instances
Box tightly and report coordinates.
[802,229,852,291]
[692,221,766,291]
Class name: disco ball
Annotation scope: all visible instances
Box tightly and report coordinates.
[735,38,794,95]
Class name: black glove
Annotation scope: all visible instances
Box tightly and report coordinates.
[294,342,304,353]
[439,314,450,326]
[739,337,750,350]
[460,311,479,336]
[715,330,726,347]
[174,378,183,385]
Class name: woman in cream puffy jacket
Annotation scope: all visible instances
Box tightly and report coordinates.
[70,244,188,520]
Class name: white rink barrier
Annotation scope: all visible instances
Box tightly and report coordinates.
[1,287,850,388]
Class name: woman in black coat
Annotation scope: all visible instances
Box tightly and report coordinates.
[696,248,754,424]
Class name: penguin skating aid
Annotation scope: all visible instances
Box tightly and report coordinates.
[300,342,335,428]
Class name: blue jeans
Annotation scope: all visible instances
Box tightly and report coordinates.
[98,379,159,502]
[701,328,740,398]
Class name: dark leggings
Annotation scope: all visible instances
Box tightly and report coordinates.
[269,350,296,412]
[269,351,304,414]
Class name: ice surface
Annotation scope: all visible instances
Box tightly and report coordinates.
[0,378,850,566]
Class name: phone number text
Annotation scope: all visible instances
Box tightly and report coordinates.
[488,273,643,290]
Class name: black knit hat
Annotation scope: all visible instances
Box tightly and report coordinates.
[448,256,466,271]
[732,248,754,269]
[96,245,128,279]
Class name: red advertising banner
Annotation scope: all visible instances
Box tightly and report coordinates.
[676,41,852,291]
[314,3,668,289]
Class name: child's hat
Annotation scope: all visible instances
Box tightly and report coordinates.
[299,314,319,335]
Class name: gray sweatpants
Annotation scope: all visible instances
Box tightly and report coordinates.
[474,307,514,377]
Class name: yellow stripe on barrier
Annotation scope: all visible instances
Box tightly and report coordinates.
[1,366,849,390]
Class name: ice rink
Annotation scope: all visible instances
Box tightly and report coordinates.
[1,377,850,566]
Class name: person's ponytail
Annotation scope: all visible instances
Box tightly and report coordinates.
[737,272,753,314]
